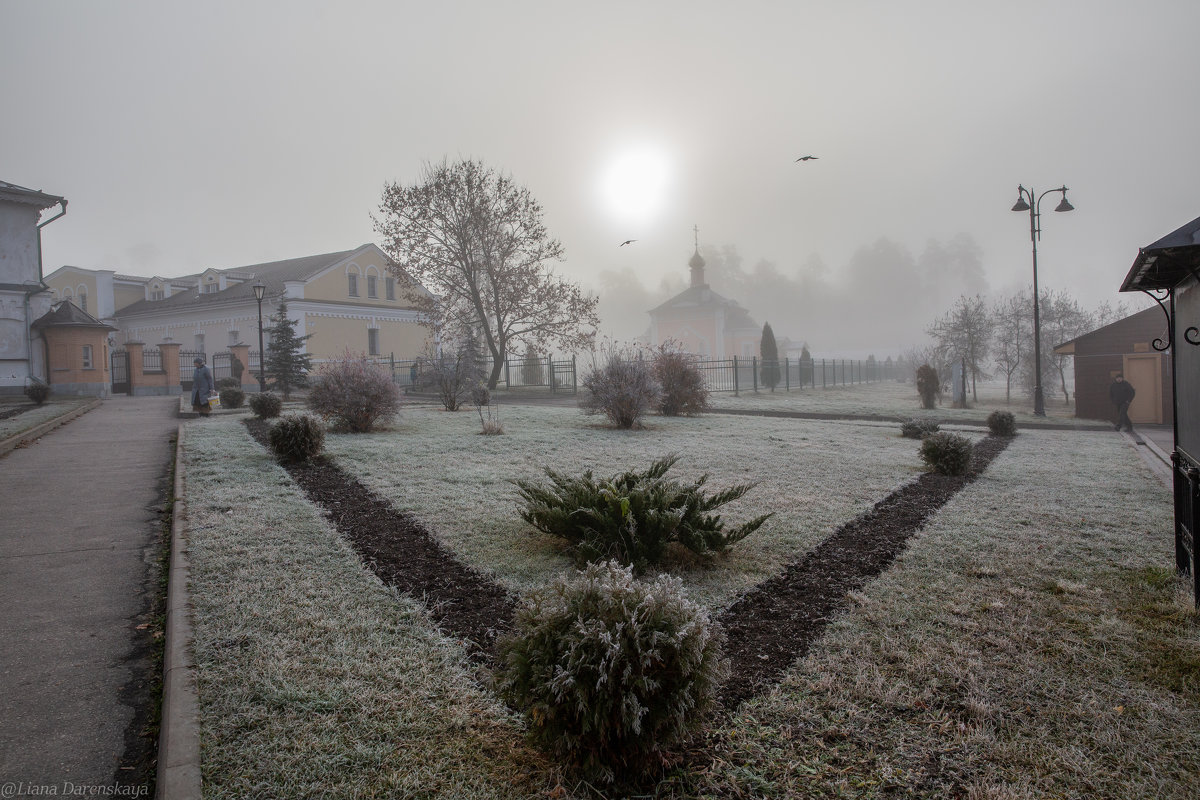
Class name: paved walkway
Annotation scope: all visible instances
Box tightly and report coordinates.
[0,395,179,797]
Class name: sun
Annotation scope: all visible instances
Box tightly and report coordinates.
[599,146,671,224]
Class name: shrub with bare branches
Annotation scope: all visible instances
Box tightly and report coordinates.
[580,349,660,429]
[307,351,401,432]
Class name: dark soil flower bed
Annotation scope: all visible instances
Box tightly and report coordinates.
[243,418,1009,704]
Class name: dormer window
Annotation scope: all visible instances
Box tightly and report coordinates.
[348,274,359,297]
[367,275,377,298]
[202,283,219,294]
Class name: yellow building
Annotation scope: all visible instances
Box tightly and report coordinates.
[44,244,433,364]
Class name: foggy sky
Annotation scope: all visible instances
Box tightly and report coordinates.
[3,1,1197,356]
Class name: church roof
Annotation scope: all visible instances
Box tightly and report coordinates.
[649,284,759,332]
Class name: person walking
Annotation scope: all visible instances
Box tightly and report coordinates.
[191,356,215,416]
[1109,372,1135,432]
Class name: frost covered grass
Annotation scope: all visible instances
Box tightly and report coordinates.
[322,403,953,609]
[0,397,91,440]
[182,404,1195,798]
[713,379,1103,427]
[684,430,1199,798]
[181,417,561,799]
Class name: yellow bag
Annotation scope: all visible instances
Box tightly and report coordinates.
[208,394,221,409]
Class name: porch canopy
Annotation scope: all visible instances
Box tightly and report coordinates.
[1121,214,1200,291]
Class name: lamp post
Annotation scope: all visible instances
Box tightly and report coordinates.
[1010,184,1074,417]
[253,281,266,392]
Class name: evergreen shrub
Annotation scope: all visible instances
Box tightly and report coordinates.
[307,351,401,432]
[987,410,1017,437]
[580,351,660,429]
[248,392,283,419]
[268,413,325,463]
[900,418,940,439]
[919,431,973,476]
[24,381,50,405]
[218,387,245,409]
[216,377,241,390]
[514,454,771,572]
[495,560,728,786]
[916,364,939,409]
[653,348,710,416]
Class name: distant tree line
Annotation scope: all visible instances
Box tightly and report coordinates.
[909,289,1132,405]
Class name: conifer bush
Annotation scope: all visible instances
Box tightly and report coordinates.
[579,350,660,429]
[987,410,1017,437]
[248,391,283,419]
[24,380,50,405]
[514,455,771,571]
[218,387,245,409]
[268,413,325,463]
[919,431,973,476]
[652,348,710,416]
[915,363,940,409]
[216,377,241,390]
[495,560,728,786]
[307,351,400,432]
[900,418,940,439]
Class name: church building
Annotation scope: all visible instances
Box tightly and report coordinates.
[647,231,761,358]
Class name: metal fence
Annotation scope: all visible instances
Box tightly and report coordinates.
[358,352,899,396]
[142,347,163,373]
[682,356,901,394]
[364,353,579,393]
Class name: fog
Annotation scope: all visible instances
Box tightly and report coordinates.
[3,1,1196,356]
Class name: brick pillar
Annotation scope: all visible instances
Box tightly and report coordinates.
[229,343,253,391]
[159,341,182,395]
[125,341,146,393]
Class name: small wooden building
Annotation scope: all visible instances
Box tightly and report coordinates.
[1053,306,1173,425]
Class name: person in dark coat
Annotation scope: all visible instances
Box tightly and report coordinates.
[1109,372,1135,432]
[191,357,215,416]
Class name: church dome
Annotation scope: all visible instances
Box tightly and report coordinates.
[688,248,706,269]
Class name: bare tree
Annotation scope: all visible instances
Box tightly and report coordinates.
[1039,289,1094,405]
[991,290,1030,404]
[925,294,992,401]
[374,159,599,389]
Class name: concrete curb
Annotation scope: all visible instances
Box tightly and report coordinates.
[0,398,102,458]
[156,424,202,800]
[1122,429,1174,489]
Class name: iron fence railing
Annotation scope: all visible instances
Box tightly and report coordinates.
[142,347,163,373]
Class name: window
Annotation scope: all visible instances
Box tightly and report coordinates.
[228,330,239,346]
[150,288,164,301]
[385,277,395,300]
[348,274,359,296]
[81,344,93,369]
[195,333,205,353]
[79,293,88,313]
[202,283,219,294]
[368,328,379,356]
[367,275,377,298]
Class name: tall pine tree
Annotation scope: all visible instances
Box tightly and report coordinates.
[760,322,780,391]
[264,300,313,399]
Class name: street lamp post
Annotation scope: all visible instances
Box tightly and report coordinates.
[1010,184,1074,417]
[253,281,266,392]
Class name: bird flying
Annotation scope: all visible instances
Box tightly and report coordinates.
[619,239,637,246]
[795,155,818,162]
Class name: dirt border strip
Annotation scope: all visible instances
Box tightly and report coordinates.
[717,434,1012,707]
[0,398,102,458]
[243,418,516,664]
[707,406,1110,431]
[156,424,201,800]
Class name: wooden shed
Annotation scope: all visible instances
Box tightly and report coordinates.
[1053,306,1173,425]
